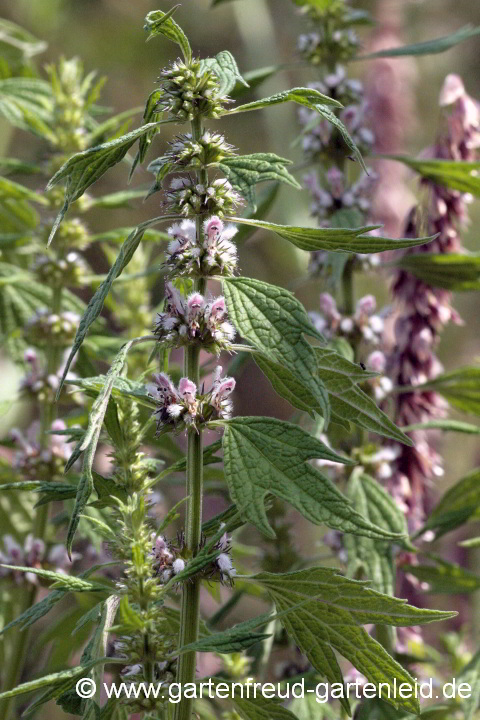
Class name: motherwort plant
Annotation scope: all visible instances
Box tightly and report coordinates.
[286,0,480,695]
[0,6,461,720]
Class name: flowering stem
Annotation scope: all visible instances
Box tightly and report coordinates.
[174,113,206,720]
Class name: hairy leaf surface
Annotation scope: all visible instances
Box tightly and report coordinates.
[200,50,248,95]
[219,416,405,540]
[250,568,455,714]
[223,277,330,422]
[219,153,300,209]
[227,217,435,253]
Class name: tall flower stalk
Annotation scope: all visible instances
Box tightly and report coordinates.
[386,75,480,532]
[0,7,462,720]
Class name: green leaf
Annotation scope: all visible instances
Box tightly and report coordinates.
[381,156,480,197]
[419,468,480,539]
[45,123,163,244]
[358,25,480,59]
[218,153,300,209]
[66,337,147,556]
[0,157,43,175]
[56,218,169,395]
[218,416,406,541]
[0,590,66,636]
[345,472,408,595]
[176,613,272,655]
[0,565,108,592]
[234,696,299,720]
[144,6,192,63]
[0,657,121,701]
[0,480,43,492]
[83,189,146,209]
[0,77,55,141]
[129,89,165,180]
[315,103,368,171]
[291,0,336,9]
[460,537,480,548]
[315,348,413,445]
[222,276,330,423]
[394,253,480,291]
[229,86,342,114]
[249,568,455,715]
[227,217,435,253]
[0,176,48,205]
[402,366,480,416]
[200,50,248,96]
[402,558,480,593]
[459,648,480,720]
[70,374,156,413]
[254,353,324,419]
[254,347,412,445]
[0,18,47,60]
[402,419,480,434]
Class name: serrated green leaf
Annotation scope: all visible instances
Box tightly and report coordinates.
[234,696,299,720]
[34,482,78,507]
[219,153,300,209]
[254,353,322,419]
[419,468,480,539]
[144,6,192,62]
[229,86,341,114]
[176,613,272,655]
[223,276,330,423]
[227,217,435,253]
[401,366,480,416]
[254,347,412,445]
[381,156,480,197]
[57,218,170,395]
[249,568,455,715]
[402,558,480,593]
[219,416,407,541]
[345,472,407,595]
[358,24,480,59]
[394,252,480,291]
[46,123,164,244]
[315,348,413,445]
[200,50,248,96]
